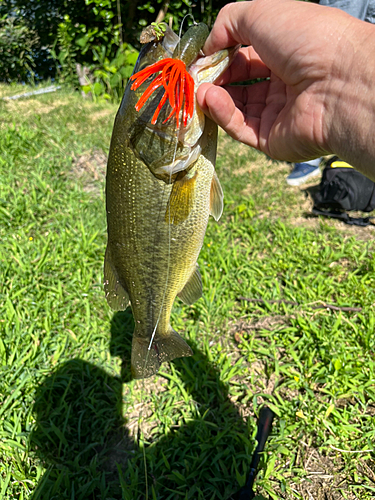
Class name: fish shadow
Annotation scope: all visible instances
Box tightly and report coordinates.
[29,309,268,500]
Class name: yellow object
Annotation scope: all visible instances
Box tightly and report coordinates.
[330,160,354,169]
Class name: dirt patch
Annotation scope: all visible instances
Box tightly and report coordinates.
[304,213,375,241]
[283,449,375,500]
[122,375,169,440]
[296,450,349,500]
[4,97,68,116]
[91,108,115,121]
[230,316,290,343]
[71,149,107,194]
[99,429,134,474]
[227,316,290,414]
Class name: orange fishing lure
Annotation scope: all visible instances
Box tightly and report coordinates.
[130,58,195,129]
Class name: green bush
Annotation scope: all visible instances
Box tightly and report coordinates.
[50,15,79,86]
[49,10,139,100]
[0,0,230,82]
[82,43,139,101]
[0,15,38,83]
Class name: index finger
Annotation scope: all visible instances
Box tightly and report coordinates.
[214,46,270,86]
[203,2,259,55]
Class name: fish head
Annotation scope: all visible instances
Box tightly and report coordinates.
[179,44,240,147]
[117,23,239,182]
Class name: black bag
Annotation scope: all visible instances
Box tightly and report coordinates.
[312,157,375,226]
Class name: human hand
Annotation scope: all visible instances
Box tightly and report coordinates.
[197,0,375,175]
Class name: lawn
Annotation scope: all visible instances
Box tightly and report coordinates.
[0,83,375,500]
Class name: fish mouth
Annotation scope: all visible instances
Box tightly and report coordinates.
[126,37,240,180]
[189,45,240,86]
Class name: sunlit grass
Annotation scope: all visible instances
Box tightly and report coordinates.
[0,85,374,499]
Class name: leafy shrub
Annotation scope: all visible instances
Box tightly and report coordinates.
[50,15,79,86]
[0,0,230,82]
[0,15,39,83]
[82,43,139,101]
[49,9,139,100]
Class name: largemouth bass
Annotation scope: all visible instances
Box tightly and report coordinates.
[104,22,237,379]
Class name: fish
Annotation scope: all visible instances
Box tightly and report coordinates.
[104,22,238,379]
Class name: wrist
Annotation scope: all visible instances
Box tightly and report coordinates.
[326,19,375,178]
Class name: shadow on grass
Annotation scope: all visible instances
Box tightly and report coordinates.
[29,309,267,500]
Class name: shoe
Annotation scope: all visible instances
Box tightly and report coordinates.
[286,163,321,186]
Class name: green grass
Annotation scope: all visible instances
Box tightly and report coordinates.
[1,83,375,500]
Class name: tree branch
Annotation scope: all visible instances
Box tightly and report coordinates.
[155,1,170,24]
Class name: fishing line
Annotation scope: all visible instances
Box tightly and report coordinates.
[138,92,180,500]
[145,136,179,354]
[145,14,198,358]
[139,108,180,500]
[179,13,196,39]
[138,20,186,498]
[177,14,196,60]
[144,16,191,364]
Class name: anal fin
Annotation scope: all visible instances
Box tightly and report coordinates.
[210,171,224,221]
[104,246,130,311]
[177,264,202,305]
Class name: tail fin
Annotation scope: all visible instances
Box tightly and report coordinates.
[131,328,193,379]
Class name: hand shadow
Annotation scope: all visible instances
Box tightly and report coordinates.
[29,308,268,500]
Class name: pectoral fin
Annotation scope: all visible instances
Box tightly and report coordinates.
[165,170,198,225]
[210,171,224,221]
[104,246,130,311]
[177,265,202,305]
